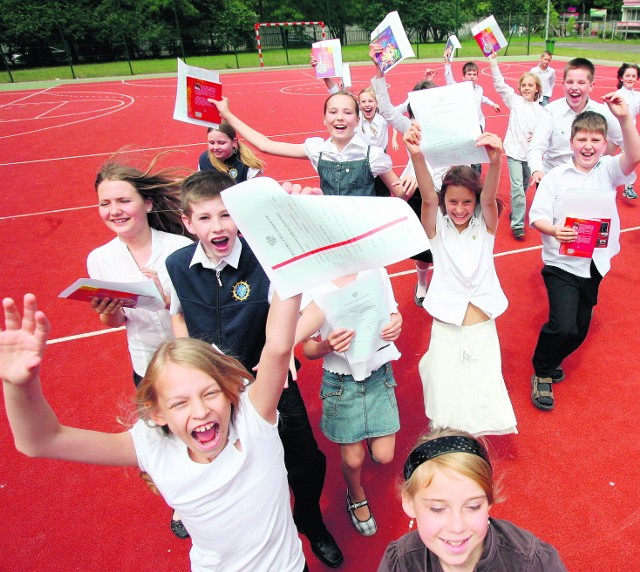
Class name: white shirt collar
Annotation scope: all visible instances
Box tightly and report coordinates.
[190,236,242,271]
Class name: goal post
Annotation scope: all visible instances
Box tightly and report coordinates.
[254,21,326,68]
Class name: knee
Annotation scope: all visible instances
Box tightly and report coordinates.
[374,449,395,465]
[341,447,365,471]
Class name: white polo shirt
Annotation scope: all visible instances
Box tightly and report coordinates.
[424,209,508,325]
[303,133,392,176]
[527,98,623,174]
[530,64,556,98]
[529,154,635,277]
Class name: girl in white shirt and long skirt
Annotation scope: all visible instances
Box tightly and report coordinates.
[404,125,517,436]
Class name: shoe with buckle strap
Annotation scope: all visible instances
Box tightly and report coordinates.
[346,490,377,536]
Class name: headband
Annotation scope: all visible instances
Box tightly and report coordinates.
[403,436,491,480]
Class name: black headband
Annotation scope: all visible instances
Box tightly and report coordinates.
[403,436,491,480]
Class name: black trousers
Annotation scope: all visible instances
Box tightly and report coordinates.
[532,263,602,377]
[278,378,327,534]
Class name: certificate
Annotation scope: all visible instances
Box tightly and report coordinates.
[221,178,430,298]
[313,270,389,364]
[408,82,490,167]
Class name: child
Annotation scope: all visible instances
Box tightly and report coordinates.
[444,59,500,132]
[198,122,264,183]
[211,94,415,199]
[404,124,517,436]
[528,58,623,185]
[297,268,402,537]
[615,63,640,199]
[530,50,556,106]
[88,160,192,387]
[165,171,343,568]
[0,290,307,572]
[529,95,640,411]
[377,428,567,571]
[489,53,545,240]
[369,44,442,305]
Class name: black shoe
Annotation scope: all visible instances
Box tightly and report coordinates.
[414,285,426,307]
[550,367,565,383]
[170,516,190,539]
[301,527,344,568]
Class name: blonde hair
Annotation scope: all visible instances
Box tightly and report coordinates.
[136,338,250,433]
[519,72,542,101]
[206,122,265,174]
[402,428,501,505]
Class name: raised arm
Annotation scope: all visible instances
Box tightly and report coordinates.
[404,123,438,238]
[488,53,515,107]
[249,292,302,423]
[211,97,307,159]
[1,295,137,465]
[477,132,503,234]
[603,91,640,175]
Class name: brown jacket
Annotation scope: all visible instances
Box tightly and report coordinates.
[377,518,567,572]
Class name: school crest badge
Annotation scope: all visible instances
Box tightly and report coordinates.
[232,280,251,301]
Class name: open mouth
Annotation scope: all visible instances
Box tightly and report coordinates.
[192,421,220,447]
[441,536,470,553]
[210,237,229,251]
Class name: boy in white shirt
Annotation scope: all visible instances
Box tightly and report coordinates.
[528,94,640,411]
[530,50,556,106]
[527,57,623,185]
[444,59,500,173]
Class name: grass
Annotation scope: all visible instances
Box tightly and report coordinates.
[2,36,639,85]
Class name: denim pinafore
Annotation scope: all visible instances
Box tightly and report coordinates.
[317,146,376,197]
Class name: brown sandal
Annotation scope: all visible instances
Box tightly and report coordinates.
[531,375,554,410]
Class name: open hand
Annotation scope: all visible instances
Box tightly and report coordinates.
[0,294,50,386]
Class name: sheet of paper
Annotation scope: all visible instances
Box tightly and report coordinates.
[471,15,508,56]
[408,82,490,167]
[312,39,343,78]
[221,178,430,298]
[558,188,616,221]
[370,11,415,74]
[444,35,462,62]
[313,270,389,364]
[59,278,165,311]
[173,58,222,128]
[342,63,352,89]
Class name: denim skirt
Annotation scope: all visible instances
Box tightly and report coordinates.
[320,363,400,444]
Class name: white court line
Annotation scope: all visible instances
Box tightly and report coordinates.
[44,226,640,346]
[0,90,134,140]
[0,85,54,110]
[34,101,67,119]
[0,204,95,221]
[0,130,326,167]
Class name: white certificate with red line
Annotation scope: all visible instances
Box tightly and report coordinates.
[221,178,429,298]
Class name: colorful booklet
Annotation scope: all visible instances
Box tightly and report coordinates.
[370,11,415,74]
[444,35,462,62]
[173,58,222,128]
[312,39,343,78]
[559,217,611,257]
[471,15,508,56]
[59,278,166,311]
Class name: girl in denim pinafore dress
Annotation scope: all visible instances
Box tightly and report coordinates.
[212,92,414,199]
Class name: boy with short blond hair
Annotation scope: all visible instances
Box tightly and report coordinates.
[528,94,640,411]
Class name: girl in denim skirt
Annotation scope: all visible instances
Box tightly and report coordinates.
[297,267,402,537]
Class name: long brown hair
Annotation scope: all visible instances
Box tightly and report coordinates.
[95,154,191,236]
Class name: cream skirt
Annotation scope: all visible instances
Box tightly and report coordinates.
[419,319,517,436]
